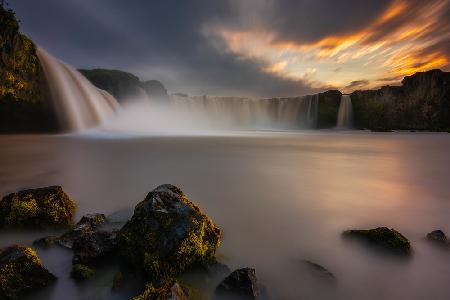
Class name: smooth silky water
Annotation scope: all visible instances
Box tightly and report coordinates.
[1,131,450,300]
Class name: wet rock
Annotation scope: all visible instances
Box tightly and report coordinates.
[0,186,76,229]
[426,230,450,247]
[118,184,221,282]
[215,268,259,299]
[58,213,107,248]
[72,229,118,264]
[32,235,60,249]
[133,281,189,300]
[302,260,336,283]
[70,264,95,281]
[0,245,56,299]
[343,227,411,255]
[112,271,125,291]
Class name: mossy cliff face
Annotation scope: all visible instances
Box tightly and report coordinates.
[0,5,56,132]
[118,184,221,283]
[343,227,411,256]
[0,186,76,228]
[0,245,56,299]
[351,69,450,131]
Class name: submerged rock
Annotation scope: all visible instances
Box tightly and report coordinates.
[118,184,221,282]
[0,245,56,299]
[32,235,60,249]
[0,186,76,229]
[343,227,411,255]
[215,268,259,299]
[426,230,450,247]
[58,213,107,248]
[133,281,189,300]
[302,260,336,283]
[72,229,118,264]
[70,264,95,281]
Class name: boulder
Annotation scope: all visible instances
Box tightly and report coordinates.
[215,268,259,299]
[133,281,188,300]
[343,227,411,255]
[118,184,221,282]
[72,229,118,264]
[302,260,336,283]
[0,186,76,229]
[0,245,56,299]
[32,235,60,249]
[70,264,95,281]
[58,213,107,248]
[426,230,449,247]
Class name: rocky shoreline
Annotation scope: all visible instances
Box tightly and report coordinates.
[0,184,449,299]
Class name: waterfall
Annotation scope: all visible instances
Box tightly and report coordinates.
[168,94,320,129]
[37,48,120,131]
[337,94,354,129]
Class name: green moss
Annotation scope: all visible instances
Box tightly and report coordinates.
[343,227,412,255]
[132,281,188,300]
[0,186,76,228]
[70,264,95,281]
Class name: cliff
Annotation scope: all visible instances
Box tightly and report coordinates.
[317,90,342,128]
[79,69,168,102]
[0,5,56,133]
[351,70,450,131]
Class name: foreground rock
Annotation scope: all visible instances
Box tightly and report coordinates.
[70,264,95,281]
[133,281,188,300]
[302,260,336,283]
[118,184,221,282]
[0,186,76,228]
[343,227,411,256]
[426,230,450,248]
[58,213,108,248]
[72,228,118,264]
[0,245,56,299]
[215,268,259,299]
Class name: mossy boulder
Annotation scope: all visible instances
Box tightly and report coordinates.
[118,184,221,283]
[58,213,107,248]
[0,5,57,133]
[133,281,189,300]
[343,227,411,255]
[72,228,118,264]
[70,264,95,281]
[0,186,76,229]
[215,268,259,299]
[426,230,449,248]
[0,245,56,299]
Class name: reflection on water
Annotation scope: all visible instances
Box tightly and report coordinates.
[1,131,450,299]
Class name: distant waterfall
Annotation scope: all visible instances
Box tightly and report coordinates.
[37,48,120,131]
[168,94,319,129]
[337,95,354,129]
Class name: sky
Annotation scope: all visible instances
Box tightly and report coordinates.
[10,0,450,97]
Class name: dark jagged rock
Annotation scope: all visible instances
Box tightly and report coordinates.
[317,90,342,128]
[0,186,76,229]
[0,245,56,299]
[351,70,450,131]
[133,281,189,300]
[426,230,450,247]
[215,268,259,299]
[72,229,118,264]
[302,260,336,283]
[0,5,57,133]
[343,227,412,256]
[58,213,107,248]
[118,184,221,283]
[32,235,60,249]
[70,264,95,281]
[79,68,168,102]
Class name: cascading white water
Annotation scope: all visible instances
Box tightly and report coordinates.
[337,94,354,129]
[167,94,319,129]
[37,48,120,131]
